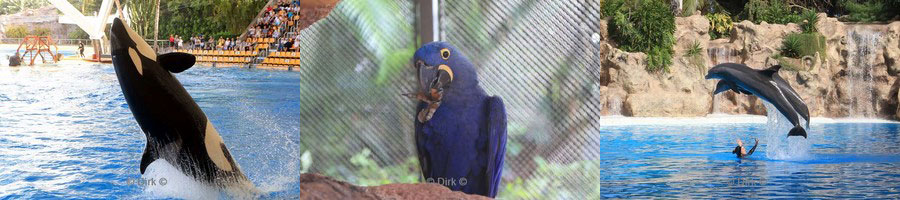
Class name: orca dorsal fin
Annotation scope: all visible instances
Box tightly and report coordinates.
[158,52,196,73]
[760,65,782,77]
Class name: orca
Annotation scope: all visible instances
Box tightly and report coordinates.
[706,63,810,138]
[109,18,252,188]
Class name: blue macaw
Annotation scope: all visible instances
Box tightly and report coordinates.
[407,42,507,198]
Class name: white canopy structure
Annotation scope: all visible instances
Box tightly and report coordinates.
[47,0,118,40]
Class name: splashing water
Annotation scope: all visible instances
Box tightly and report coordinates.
[141,160,221,199]
[763,101,811,160]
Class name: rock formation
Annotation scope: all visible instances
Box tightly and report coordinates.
[600,13,900,119]
[299,173,490,200]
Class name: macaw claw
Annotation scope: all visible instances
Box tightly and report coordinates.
[417,101,441,122]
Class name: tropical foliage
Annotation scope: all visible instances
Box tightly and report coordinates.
[4,25,26,38]
[31,27,50,36]
[158,0,268,39]
[706,13,733,40]
[680,0,704,17]
[125,0,158,38]
[741,0,802,24]
[839,0,900,22]
[779,32,825,59]
[799,9,818,33]
[607,0,676,72]
[0,0,49,15]
[779,34,803,58]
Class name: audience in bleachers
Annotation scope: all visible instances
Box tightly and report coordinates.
[169,0,308,69]
[246,0,304,52]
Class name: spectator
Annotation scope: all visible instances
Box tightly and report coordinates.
[168,34,175,49]
[207,37,215,50]
[178,35,184,49]
[284,38,294,51]
[273,28,281,39]
[224,38,231,50]
[77,41,85,58]
[217,37,225,50]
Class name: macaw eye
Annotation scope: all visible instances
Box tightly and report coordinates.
[440,48,450,60]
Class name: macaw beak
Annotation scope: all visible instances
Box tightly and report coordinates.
[416,60,454,94]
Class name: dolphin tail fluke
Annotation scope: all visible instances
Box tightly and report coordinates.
[787,125,808,138]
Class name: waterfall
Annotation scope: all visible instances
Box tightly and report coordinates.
[708,47,736,114]
[707,47,736,65]
[608,96,623,116]
[711,94,722,114]
[845,28,881,117]
[762,101,810,160]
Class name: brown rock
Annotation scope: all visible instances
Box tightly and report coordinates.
[600,15,900,119]
[299,173,490,200]
[624,91,709,117]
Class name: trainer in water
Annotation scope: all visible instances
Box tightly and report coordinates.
[733,138,758,158]
[706,63,810,138]
[109,17,252,188]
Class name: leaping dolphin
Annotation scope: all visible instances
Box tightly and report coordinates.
[706,63,810,138]
[109,18,253,188]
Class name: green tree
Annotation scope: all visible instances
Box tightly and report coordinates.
[125,0,157,38]
[159,0,266,39]
[5,25,27,38]
[0,0,50,15]
[31,27,50,36]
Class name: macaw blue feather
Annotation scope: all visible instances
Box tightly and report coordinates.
[413,42,507,198]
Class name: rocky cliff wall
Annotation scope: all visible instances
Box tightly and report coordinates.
[599,13,900,119]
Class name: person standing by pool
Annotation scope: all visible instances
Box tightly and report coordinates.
[732,138,758,158]
[77,41,85,58]
[168,34,175,50]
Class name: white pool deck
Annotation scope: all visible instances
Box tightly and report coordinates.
[597,114,899,126]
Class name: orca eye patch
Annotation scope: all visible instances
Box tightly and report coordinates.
[440,48,450,60]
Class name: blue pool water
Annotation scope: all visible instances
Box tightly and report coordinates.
[586,121,900,198]
[0,62,300,198]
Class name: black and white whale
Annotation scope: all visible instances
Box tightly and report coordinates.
[109,18,253,188]
[706,63,810,138]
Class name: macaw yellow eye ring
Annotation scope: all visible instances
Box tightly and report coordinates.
[440,48,450,60]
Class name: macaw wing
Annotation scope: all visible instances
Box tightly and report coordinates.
[484,96,507,198]
[414,102,431,179]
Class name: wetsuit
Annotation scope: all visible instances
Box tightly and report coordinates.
[732,139,758,158]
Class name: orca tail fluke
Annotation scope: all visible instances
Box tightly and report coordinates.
[787,125,808,138]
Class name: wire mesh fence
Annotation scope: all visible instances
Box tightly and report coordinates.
[299,0,614,198]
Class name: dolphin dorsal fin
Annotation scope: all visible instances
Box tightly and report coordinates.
[158,52,196,73]
[760,65,782,77]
